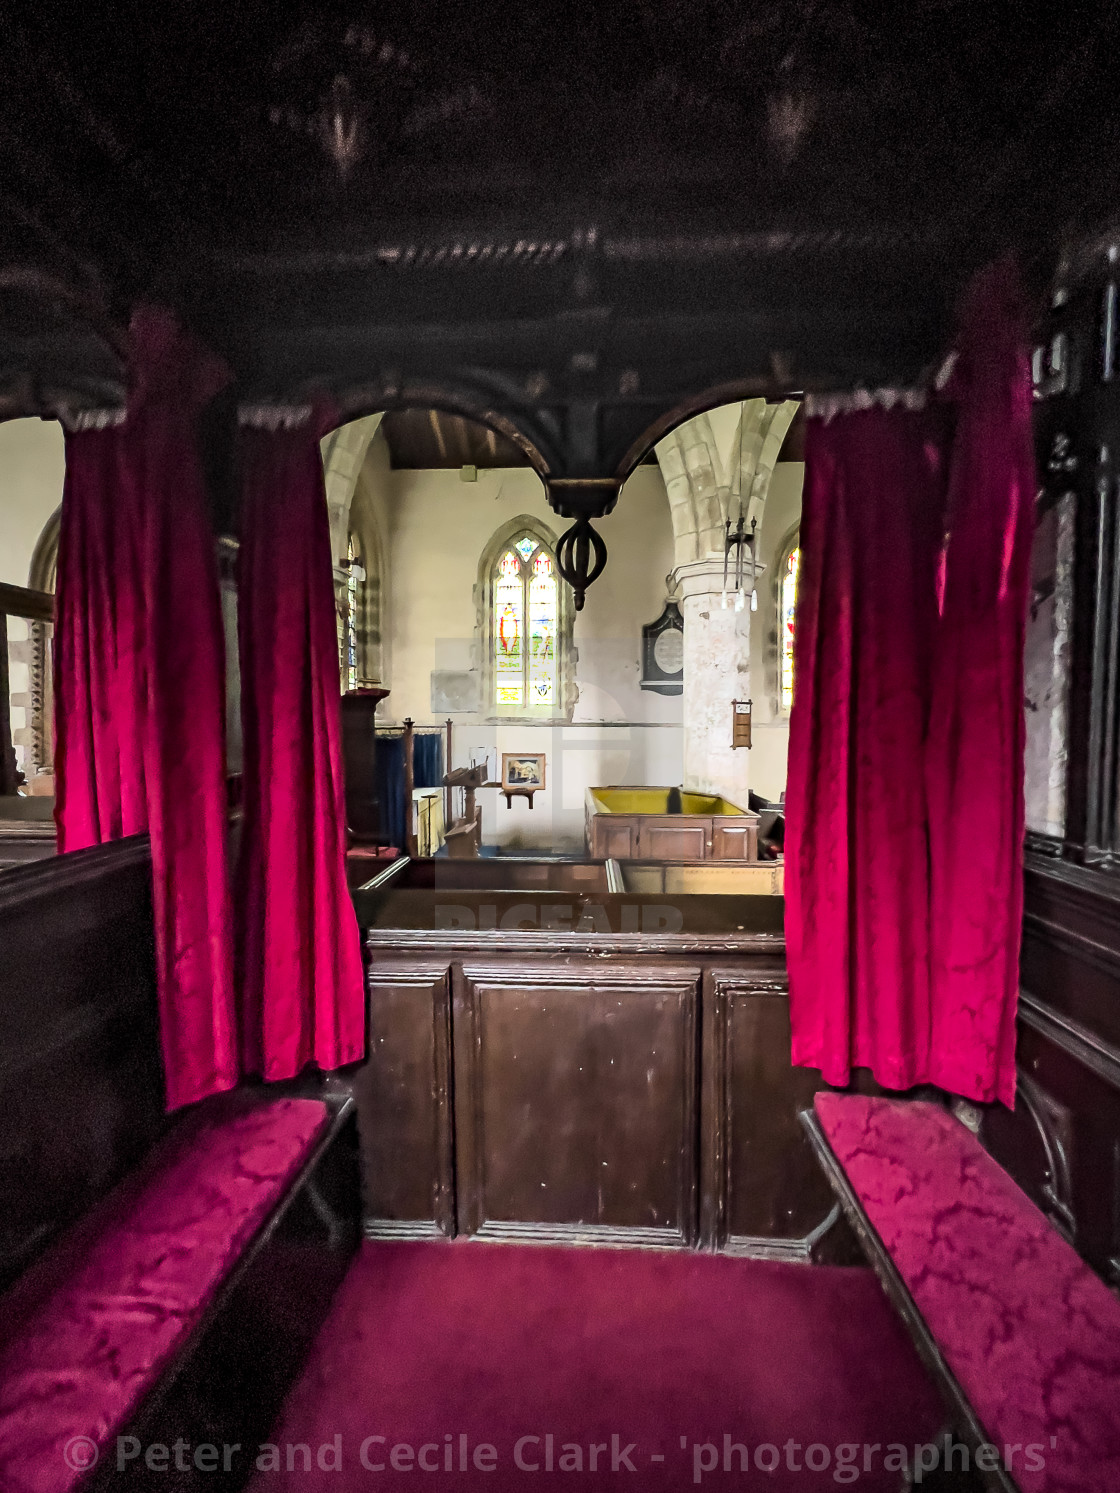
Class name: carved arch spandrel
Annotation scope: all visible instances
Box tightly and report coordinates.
[654,399,800,569]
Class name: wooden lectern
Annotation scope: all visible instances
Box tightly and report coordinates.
[443,763,489,858]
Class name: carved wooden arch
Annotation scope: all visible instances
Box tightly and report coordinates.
[322,388,561,587]
[613,377,786,483]
[333,382,559,479]
[329,380,579,600]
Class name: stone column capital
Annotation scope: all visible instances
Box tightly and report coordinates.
[671,553,766,603]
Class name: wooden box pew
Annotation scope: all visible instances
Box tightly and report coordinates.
[802,1093,1120,1492]
[355,853,612,895]
[0,839,361,1492]
[353,884,841,1252]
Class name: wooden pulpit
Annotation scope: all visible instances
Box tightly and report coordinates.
[340,686,390,844]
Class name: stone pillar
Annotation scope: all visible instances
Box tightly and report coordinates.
[320,411,385,572]
[654,397,799,805]
[675,556,762,805]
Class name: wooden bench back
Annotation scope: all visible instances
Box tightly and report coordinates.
[0,837,168,1291]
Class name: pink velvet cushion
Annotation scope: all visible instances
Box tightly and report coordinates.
[0,1095,329,1493]
[815,1092,1120,1493]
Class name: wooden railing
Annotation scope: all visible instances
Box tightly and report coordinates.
[0,582,55,796]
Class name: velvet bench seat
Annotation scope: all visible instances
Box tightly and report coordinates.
[803,1092,1120,1493]
[0,1092,359,1493]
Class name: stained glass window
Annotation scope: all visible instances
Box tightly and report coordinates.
[528,549,556,705]
[495,549,523,705]
[346,535,360,693]
[493,536,559,710]
[781,543,800,713]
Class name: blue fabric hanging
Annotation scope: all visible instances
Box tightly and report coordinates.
[373,732,444,849]
[413,733,444,789]
[374,735,406,850]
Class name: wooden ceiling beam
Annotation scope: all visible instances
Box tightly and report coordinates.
[427,406,449,464]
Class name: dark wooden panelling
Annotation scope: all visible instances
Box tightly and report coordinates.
[640,817,709,860]
[0,834,56,868]
[712,820,758,861]
[453,958,700,1244]
[592,817,638,860]
[361,888,785,952]
[985,1002,1120,1287]
[983,1066,1076,1243]
[360,910,818,1254]
[341,688,389,841]
[700,971,835,1254]
[1032,248,1120,869]
[352,959,454,1236]
[994,855,1120,1286]
[0,837,167,1288]
[395,857,611,893]
[1022,855,1120,1047]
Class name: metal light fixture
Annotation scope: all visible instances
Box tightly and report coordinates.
[722,409,758,612]
[722,510,757,613]
[547,479,619,611]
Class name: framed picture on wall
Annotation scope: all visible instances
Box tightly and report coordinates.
[501,752,546,791]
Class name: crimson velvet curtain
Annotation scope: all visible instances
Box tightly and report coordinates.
[926,269,1037,1106]
[786,264,1035,1107]
[55,307,239,1110]
[236,411,366,1081]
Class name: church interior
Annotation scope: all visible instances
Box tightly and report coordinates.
[1,4,1119,1490]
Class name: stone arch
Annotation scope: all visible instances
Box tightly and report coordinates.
[345,469,387,688]
[653,398,800,569]
[612,378,775,481]
[321,413,385,569]
[28,506,61,593]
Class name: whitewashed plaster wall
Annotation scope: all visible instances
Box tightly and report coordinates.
[371,458,678,726]
[0,418,65,588]
[362,447,682,849]
[748,462,804,801]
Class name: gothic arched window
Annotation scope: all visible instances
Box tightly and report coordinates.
[345,534,361,693]
[480,517,573,720]
[341,528,382,692]
[494,535,559,708]
[780,538,800,714]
